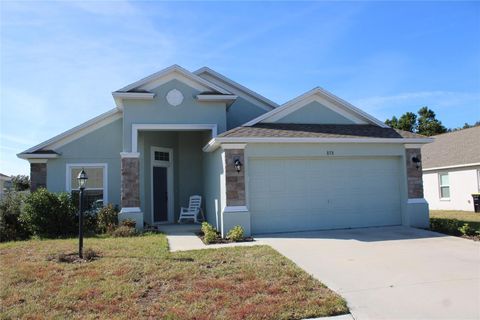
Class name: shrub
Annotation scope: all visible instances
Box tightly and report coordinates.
[96,204,118,233]
[20,189,77,238]
[0,192,30,242]
[227,225,244,242]
[10,175,30,191]
[430,218,463,236]
[82,209,98,235]
[458,223,475,236]
[110,225,137,237]
[121,218,136,228]
[201,222,219,244]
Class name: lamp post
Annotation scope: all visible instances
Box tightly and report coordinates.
[77,169,88,258]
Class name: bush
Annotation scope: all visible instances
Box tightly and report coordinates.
[121,218,136,228]
[430,218,463,236]
[201,222,219,244]
[458,223,475,236]
[0,192,30,242]
[20,189,77,238]
[110,225,137,237]
[227,225,244,242]
[96,204,118,233]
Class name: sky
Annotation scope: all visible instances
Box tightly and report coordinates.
[1,1,479,176]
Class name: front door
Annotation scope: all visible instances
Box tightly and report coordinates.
[153,166,168,222]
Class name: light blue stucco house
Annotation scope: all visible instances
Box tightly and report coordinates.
[18,65,432,236]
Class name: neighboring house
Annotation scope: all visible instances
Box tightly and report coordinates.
[422,127,480,212]
[0,173,12,199]
[18,65,432,236]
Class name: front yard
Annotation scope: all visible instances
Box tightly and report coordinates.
[0,234,348,320]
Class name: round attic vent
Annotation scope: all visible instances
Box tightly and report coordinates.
[166,89,184,106]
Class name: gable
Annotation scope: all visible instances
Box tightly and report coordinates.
[275,101,355,124]
[194,67,277,111]
[244,87,388,128]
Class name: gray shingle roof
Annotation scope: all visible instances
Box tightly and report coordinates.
[219,124,426,139]
[422,126,480,169]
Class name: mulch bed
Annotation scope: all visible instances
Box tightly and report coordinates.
[196,232,254,244]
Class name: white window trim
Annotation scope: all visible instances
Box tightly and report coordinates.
[66,163,108,204]
[438,172,450,201]
[150,147,174,224]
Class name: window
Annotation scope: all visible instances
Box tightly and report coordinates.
[154,151,170,162]
[67,164,107,210]
[477,170,480,192]
[439,172,450,199]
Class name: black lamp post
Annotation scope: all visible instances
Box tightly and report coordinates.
[77,169,88,258]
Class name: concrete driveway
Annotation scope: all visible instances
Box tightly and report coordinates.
[257,226,480,320]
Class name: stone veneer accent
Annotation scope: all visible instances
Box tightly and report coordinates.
[121,157,140,207]
[406,148,424,198]
[30,163,47,192]
[225,149,246,206]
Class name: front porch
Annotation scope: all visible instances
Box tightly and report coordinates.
[119,128,216,229]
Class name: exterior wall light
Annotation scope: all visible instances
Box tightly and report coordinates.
[412,156,421,170]
[234,159,242,173]
[77,169,88,258]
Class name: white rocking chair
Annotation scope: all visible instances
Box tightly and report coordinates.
[178,195,204,223]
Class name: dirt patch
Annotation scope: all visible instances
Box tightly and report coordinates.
[46,249,100,263]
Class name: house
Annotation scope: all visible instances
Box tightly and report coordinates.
[0,173,12,199]
[18,65,432,236]
[422,127,480,212]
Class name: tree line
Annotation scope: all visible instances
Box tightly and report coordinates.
[384,106,479,136]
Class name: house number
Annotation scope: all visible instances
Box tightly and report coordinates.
[326,151,334,156]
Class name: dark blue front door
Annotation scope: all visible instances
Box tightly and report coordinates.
[153,166,168,222]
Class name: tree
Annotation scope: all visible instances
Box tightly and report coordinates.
[385,116,398,128]
[416,106,447,136]
[397,112,417,132]
[10,175,30,191]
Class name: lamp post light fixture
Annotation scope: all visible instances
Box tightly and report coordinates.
[234,159,242,173]
[77,169,88,258]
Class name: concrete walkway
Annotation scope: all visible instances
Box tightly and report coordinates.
[257,226,480,320]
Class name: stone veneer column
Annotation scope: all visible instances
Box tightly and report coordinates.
[30,162,47,192]
[119,152,143,230]
[224,149,246,206]
[220,145,251,237]
[121,156,140,207]
[405,148,424,198]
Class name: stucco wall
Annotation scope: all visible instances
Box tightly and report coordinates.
[276,101,355,124]
[203,148,225,230]
[423,166,480,211]
[46,118,123,207]
[226,96,267,129]
[122,79,227,151]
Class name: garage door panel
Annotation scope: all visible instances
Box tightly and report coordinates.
[249,157,402,234]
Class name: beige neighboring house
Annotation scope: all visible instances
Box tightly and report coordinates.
[422,126,480,212]
[0,173,12,199]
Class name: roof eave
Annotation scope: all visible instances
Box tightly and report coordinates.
[203,137,434,152]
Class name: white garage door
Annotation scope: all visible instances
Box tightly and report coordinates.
[248,157,402,234]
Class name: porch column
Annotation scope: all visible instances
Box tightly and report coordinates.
[119,152,143,230]
[221,144,251,237]
[405,147,429,228]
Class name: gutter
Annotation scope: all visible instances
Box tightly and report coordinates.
[203,137,434,152]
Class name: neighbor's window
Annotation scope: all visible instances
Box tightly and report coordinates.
[439,172,450,199]
[67,164,107,210]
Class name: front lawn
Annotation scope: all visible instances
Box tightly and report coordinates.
[430,210,480,239]
[0,234,348,320]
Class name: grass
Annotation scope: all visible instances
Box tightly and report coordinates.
[0,234,348,320]
[430,210,480,230]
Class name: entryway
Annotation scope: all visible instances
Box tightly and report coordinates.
[151,147,173,223]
